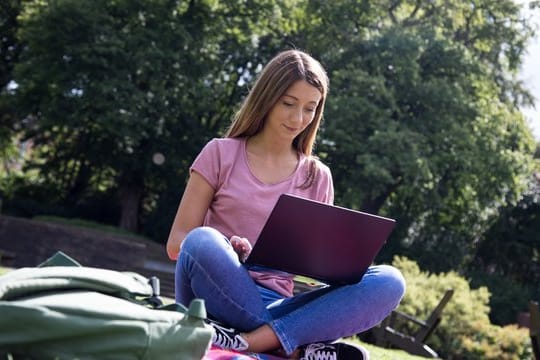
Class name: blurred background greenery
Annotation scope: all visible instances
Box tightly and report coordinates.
[1,0,539,358]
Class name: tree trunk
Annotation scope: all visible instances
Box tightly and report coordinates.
[118,181,143,232]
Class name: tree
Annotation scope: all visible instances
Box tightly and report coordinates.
[13,0,199,230]
[468,151,540,324]
[11,0,300,231]
[295,0,538,272]
[0,0,22,167]
[7,0,539,280]
[0,0,21,89]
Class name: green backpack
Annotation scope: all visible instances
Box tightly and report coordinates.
[0,251,212,359]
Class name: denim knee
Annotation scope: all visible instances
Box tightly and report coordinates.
[376,264,406,305]
[180,226,228,258]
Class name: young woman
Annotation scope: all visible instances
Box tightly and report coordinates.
[166,49,406,360]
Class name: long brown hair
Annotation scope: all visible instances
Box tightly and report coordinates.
[225,49,329,158]
[225,50,329,188]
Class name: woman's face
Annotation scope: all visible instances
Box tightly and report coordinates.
[264,80,321,142]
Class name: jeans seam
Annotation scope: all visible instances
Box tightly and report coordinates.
[270,319,294,355]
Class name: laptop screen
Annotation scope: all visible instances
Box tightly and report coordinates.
[245,193,396,284]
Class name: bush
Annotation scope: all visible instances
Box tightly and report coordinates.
[390,256,531,359]
[455,321,532,360]
[2,175,121,226]
[467,270,533,325]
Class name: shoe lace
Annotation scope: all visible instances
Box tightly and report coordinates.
[211,322,248,351]
[301,343,337,360]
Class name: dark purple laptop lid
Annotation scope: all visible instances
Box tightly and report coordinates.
[245,193,396,284]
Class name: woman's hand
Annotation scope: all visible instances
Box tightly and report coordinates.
[230,235,252,263]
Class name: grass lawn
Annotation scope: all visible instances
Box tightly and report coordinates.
[33,215,151,241]
[345,337,428,360]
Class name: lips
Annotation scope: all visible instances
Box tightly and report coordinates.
[283,124,299,132]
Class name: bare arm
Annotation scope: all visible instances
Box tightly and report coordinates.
[166,171,215,260]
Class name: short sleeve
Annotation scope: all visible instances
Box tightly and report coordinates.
[190,139,221,190]
[318,162,335,205]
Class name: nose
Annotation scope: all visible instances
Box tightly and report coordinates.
[291,107,303,124]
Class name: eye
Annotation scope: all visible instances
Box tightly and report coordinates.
[304,107,316,113]
[282,101,294,107]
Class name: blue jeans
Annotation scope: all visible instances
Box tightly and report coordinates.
[175,226,406,355]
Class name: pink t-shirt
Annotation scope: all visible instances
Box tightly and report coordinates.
[191,137,334,296]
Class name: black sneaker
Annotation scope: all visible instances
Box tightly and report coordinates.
[299,342,369,360]
[207,319,249,351]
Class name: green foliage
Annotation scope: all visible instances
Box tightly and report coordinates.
[2,174,121,224]
[0,0,22,163]
[0,0,21,88]
[467,270,533,326]
[310,2,538,272]
[13,0,199,230]
[10,0,302,231]
[455,321,532,360]
[466,171,540,324]
[392,256,531,359]
[476,175,540,283]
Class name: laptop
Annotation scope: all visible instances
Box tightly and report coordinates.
[244,193,396,285]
